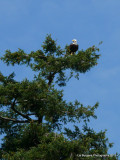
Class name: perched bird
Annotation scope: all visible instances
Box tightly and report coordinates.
[69,39,79,55]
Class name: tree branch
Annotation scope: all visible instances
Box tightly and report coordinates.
[36,55,47,60]
[48,72,56,86]
[0,115,33,123]
[11,100,32,121]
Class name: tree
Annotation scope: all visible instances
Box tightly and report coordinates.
[0,35,118,159]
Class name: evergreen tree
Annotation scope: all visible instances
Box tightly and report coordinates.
[0,35,118,159]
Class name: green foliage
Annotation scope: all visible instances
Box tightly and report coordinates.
[1,34,100,86]
[0,35,118,159]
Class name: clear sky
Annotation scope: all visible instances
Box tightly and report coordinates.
[0,0,120,154]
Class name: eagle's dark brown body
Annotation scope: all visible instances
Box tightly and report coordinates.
[69,43,79,53]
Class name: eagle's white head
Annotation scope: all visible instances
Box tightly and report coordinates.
[72,39,77,45]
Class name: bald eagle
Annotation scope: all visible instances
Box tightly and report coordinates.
[69,39,78,55]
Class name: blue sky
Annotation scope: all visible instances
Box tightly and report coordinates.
[0,0,120,154]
